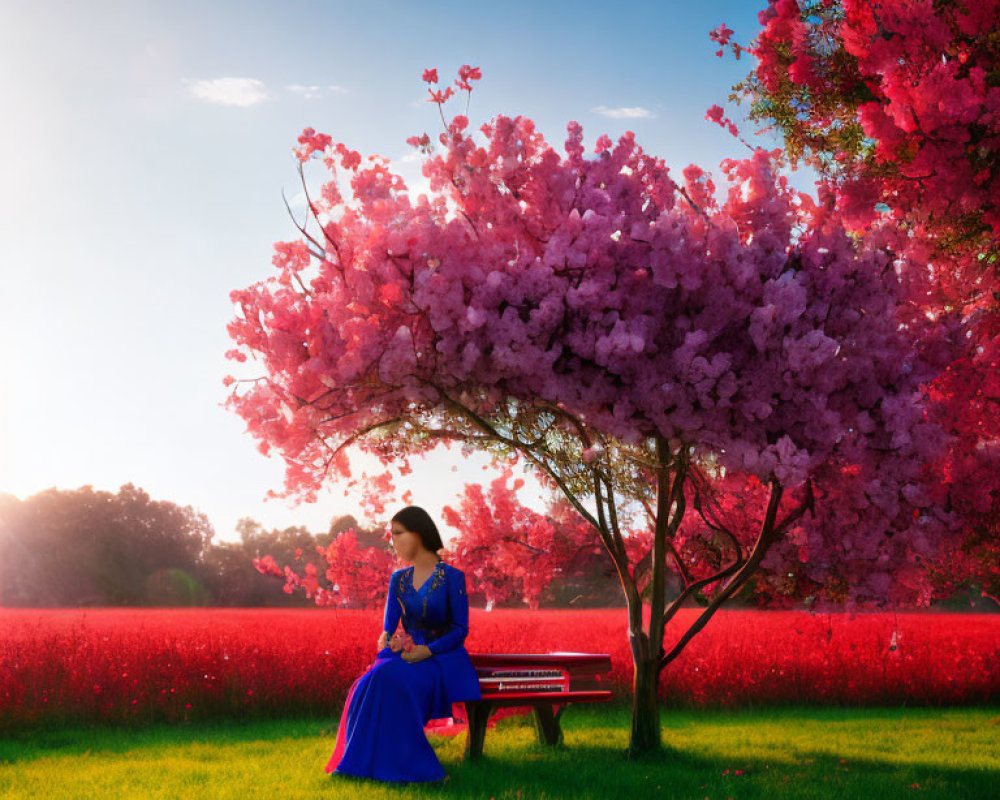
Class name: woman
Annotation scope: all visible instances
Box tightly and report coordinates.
[325,506,482,783]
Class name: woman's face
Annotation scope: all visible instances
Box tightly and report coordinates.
[390,521,424,563]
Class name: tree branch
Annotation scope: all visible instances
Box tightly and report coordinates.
[600,473,629,563]
[659,478,791,670]
[281,187,327,263]
[648,435,684,663]
[689,469,744,566]
[297,161,344,265]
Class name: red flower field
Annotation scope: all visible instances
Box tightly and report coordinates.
[2,608,997,734]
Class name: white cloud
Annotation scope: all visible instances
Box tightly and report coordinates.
[286,84,348,100]
[592,105,654,119]
[186,77,270,107]
[396,150,424,165]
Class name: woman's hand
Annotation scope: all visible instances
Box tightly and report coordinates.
[377,631,389,652]
[401,644,433,663]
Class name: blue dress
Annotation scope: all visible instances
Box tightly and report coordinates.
[325,560,482,782]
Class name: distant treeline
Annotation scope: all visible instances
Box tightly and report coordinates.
[0,484,625,608]
[0,484,386,607]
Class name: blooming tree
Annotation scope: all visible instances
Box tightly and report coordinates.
[224,66,950,756]
[253,526,397,608]
[442,468,636,610]
[714,0,1000,603]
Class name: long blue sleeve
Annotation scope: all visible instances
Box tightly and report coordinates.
[427,568,469,655]
[383,570,402,636]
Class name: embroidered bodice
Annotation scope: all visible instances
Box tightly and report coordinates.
[383,560,470,655]
[400,560,447,615]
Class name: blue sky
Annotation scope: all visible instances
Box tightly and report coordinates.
[0,0,814,545]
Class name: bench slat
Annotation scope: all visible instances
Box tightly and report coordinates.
[470,653,612,670]
[477,690,613,703]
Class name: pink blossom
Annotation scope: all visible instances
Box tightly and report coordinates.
[455,64,482,92]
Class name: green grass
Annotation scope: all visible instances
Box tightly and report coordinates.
[1,704,998,799]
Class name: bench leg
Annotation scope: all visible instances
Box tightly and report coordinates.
[532,703,565,746]
[463,700,494,762]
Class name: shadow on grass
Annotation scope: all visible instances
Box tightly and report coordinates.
[3,705,998,799]
[436,705,1000,800]
[437,745,998,800]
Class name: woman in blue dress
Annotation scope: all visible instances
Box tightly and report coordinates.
[325,505,482,783]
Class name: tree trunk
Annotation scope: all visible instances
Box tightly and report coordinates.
[627,653,662,758]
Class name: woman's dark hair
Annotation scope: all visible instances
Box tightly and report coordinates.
[391,506,444,554]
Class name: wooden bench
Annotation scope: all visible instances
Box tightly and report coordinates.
[461,652,614,761]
